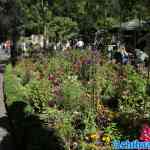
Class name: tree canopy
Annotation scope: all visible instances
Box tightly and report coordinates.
[0,0,150,42]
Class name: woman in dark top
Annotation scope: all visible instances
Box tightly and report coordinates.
[113,49,122,64]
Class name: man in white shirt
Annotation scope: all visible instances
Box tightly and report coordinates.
[108,44,116,60]
[76,40,84,50]
[135,49,149,71]
[63,40,71,51]
[135,49,148,63]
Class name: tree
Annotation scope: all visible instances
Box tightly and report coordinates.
[0,0,23,64]
[47,16,79,41]
[1,0,150,51]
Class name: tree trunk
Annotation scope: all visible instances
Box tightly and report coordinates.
[11,34,17,66]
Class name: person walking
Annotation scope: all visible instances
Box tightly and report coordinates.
[4,40,11,55]
[121,47,129,65]
[76,39,84,51]
[135,49,149,72]
[107,44,116,60]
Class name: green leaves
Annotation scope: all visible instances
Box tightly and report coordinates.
[47,16,79,40]
[1,0,150,42]
[28,79,52,112]
[61,75,84,111]
[117,65,149,117]
[4,64,28,105]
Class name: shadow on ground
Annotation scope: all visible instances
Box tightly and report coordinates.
[0,101,65,150]
[0,116,14,150]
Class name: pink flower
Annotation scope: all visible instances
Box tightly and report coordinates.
[48,100,55,107]
[139,123,150,141]
[48,74,55,81]
[53,79,60,86]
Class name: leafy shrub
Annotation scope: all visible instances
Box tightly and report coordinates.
[27,79,52,112]
[4,64,28,105]
[83,110,97,136]
[104,123,122,141]
[43,108,75,149]
[57,112,75,149]
[117,65,149,117]
[61,75,84,111]
[14,59,38,85]
[48,56,72,76]
[5,52,150,149]
[78,142,100,150]
[95,63,117,107]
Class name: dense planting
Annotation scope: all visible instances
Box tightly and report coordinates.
[4,50,150,149]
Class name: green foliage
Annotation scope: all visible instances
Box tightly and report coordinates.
[48,55,71,75]
[57,112,75,143]
[117,65,149,116]
[104,123,122,141]
[83,111,97,135]
[4,64,28,105]
[46,107,64,125]
[61,75,84,111]
[4,53,150,149]
[28,79,52,112]
[96,63,116,101]
[78,142,100,150]
[1,0,150,41]
[48,16,79,40]
[44,108,75,149]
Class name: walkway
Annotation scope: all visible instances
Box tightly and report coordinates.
[0,50,10,62]
[0,64,14,150]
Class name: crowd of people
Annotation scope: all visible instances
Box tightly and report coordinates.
[0,40,11,55]
[0,38,149,73]
[107,42,149,72]
[53,39,85,51]
[59,38,149,72]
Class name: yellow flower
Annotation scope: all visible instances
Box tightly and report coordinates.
[90,133,99,141]
[108,111,119,120]
[102,134,111,144]
[90,134,97,139]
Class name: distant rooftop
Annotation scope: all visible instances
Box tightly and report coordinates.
[113,19,150,31]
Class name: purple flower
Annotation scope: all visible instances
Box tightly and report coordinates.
[84,59,92,65]
[48,100,55,107]
[74,60,80,65]
[98,131,104,136]
[58,95,64,101]
[95,141,103,145]
[91,48,97,52]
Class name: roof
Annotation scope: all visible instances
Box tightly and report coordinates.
[113,19,149,31]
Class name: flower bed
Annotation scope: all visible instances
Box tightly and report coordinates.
[4,49,150,149]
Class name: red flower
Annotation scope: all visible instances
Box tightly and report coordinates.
[48,74,55,81]
[48,100,55,107]
[53,79,60,86]
[139,123,150,141]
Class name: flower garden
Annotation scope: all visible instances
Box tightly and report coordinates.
[4,49,150,150]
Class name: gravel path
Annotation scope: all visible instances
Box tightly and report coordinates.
[0,72,6,115]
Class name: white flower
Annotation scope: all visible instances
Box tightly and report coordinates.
[73,111,80,115]
[68,76,71,79]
